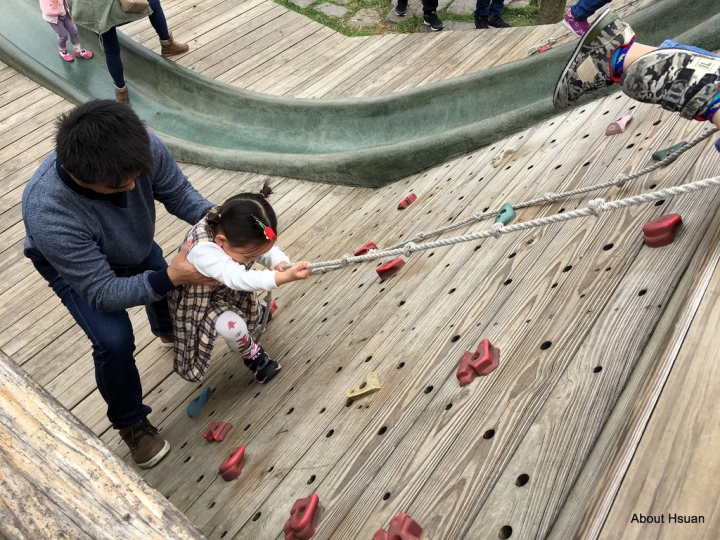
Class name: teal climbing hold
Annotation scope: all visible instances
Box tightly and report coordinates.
[652,141,687,161]
[495,204,516,225]
[187,387,211,418]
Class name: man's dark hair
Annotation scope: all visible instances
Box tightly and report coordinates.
[55,100,154,187]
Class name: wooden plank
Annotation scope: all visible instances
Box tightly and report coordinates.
[0,348,207,540]
[460,124,719,540]
[244,32,346,94]
[549,162,720,540]
[596,212,720,540]
[299,117,715,540]
[293,34,406,99]
[217,21,337,87]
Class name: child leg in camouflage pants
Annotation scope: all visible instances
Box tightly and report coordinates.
[554,10,720,151]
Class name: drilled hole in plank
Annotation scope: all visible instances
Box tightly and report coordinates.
[593,366,603,373]
[378,426,387,435]
[540,341,552,350]
[483,429,495,439]
[326,430,334,438]
[516,474,530,487]
[499,525,513,539]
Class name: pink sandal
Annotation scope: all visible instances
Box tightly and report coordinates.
[58,49,73,62]
[74,48,93,59]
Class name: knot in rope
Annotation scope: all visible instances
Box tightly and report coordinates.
[415,231,430,240]
[491,222,504,238]
[614,174,630,187]
[471,211,485,220]
[588,198,606,217]
[341,254,353,266]
[403,242,419,257]
[544,192,560,203]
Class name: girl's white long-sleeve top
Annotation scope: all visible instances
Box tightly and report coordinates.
[187,243,289,292]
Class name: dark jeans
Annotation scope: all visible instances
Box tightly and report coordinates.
[100,0,170,88]
[570,0,611,20]
[423,0,437,14]
[25,242,173,429]
[474,0,505,18]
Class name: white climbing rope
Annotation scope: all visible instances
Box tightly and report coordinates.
[257,127,717,339]
[380,126,718,252]
[295,174,720,274]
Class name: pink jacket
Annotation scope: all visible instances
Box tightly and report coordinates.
[39,0,68,24]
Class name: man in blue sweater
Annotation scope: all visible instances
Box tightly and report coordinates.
[22,100,215,469]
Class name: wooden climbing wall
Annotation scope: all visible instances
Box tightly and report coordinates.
[2,54,720,540]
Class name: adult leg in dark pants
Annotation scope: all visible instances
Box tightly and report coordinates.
[99,0,187,103]
[423,0,444,31]
[474,0,510,28]
[25,241,172,468]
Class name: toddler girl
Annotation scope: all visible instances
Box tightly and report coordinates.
[169,193,310,384]
[39,0,92,62]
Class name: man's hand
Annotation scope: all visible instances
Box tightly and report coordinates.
[167,239,217,286]
[274,261,311,286]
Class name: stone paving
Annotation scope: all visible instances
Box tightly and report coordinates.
[315,1,349,16]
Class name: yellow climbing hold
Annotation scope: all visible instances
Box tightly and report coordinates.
[346,372,382,399]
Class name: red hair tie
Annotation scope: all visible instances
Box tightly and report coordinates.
[249,214,276,241]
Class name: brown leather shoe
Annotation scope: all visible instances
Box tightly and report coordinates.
[119,418,170,469]
[114,85,128,104]
[160,32,189,57]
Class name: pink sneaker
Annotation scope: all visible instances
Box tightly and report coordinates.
[563,9,590,37]
[58,49,73,62]
[74,48,93,59]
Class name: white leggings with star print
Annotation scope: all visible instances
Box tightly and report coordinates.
[215,311,259,358]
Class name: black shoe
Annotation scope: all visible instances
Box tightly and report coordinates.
[244,345,282,384]
[395,0,407,16]
[488,15,511,28]
[423,11,444,31]
[474,15,488,29]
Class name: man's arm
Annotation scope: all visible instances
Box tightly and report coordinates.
[149,133,214,224]
[30,221,172,313]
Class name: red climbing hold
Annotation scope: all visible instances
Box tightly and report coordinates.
[270,299,278,315]
[284,493,320,540]
[456,338,500,387]
[354,241,378,256]
[376,258,405,279]
[643,213,682,248]
[397,193,417,209]
[372,514,423,540]
[219,445,245,481]
[203,421,233,443]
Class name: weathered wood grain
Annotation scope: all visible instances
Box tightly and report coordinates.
[0,348,207,540]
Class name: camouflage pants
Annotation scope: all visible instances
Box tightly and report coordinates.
[621,49,720,119]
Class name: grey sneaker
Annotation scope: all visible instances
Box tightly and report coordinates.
[622,49,720,119]
[119,418,170,469]
[553,10,635,110]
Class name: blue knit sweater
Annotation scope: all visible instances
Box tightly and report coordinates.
[22,133,212,312]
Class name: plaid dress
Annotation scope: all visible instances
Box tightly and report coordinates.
[169,214,258,382]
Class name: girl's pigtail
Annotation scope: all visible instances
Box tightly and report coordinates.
[206,208,221,226]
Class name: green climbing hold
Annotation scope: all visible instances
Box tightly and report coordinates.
[652,141,687,161]
[495,204,516,225]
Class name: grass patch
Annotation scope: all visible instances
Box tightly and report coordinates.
[273,0,537,36]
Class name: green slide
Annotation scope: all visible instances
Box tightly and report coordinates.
[1,0,719,186]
